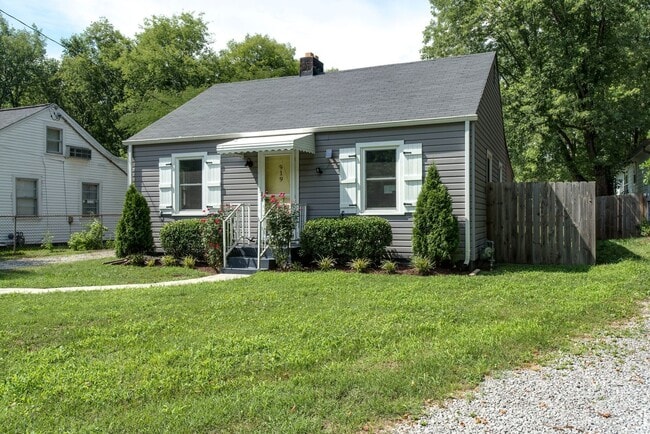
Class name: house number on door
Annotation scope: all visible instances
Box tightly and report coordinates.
[279,164,284,181]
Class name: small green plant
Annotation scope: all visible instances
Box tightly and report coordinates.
[641,219,650,237]
[380,259,398,274]
[41,231,54,251]
[411,255,433,276]
[348,257,371,273]
[145,258,156,267]
[161,255,177,267]
[127,253,145,266]
[104,240,115,250]
[316,256,336,271]
[68,219,108,251]
[182,256,196,269]
[289,261,304,271]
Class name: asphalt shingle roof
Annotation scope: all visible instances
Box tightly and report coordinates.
[126,52,496,144]
[0,105,48,131]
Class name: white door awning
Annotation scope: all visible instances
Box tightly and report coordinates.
[216,133,315,154]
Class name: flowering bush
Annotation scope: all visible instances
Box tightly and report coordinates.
[200,209,225,270]
[263,193,298,270]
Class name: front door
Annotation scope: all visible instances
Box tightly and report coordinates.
[264,154,292,202]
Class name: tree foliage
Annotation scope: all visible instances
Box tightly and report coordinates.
[115,184,154,257]
[0,15,52,107]
[423,0,650,195]
[216,34,299,82]
[412,163,459,264]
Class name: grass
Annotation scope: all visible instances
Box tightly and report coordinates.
[0,238,648,433]
[0,258,209,288]
[0,245,92,260]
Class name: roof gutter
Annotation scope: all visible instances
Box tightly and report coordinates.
[124,114,479,146]
[464,120,472,266]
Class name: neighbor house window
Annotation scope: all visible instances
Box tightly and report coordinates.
[364,148,397,209]
[16,178,38,216]
[82,183,99,215]
[46,127,62,154]
[486,151,493,183]
[178,159,203,210]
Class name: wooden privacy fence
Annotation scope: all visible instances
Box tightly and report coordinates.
[487,182,596,265]
[596,194,647,240]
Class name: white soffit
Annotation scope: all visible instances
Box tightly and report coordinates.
[216,133,315,154]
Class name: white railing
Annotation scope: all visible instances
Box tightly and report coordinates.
[222,203,251,268]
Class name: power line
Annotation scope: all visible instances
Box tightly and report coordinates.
[0,8,66,50]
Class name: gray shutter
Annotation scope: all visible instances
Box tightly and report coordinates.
[399,143,422,213]
[205,154,222,209]
[339,148,357,214]
[158,157,173,211]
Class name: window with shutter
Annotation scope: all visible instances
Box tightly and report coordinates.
[158,157,173,210]
[398,143,422,213]
[159,153,221,214]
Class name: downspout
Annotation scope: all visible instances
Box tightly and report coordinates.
[464,120,472,266]
[127,144,133,186]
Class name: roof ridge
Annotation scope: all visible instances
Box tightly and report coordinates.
[0,103,50,113]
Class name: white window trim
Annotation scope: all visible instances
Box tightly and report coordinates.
[81,182,100,216]
[486,150,493,183]
[171,151,208,216]
[15,177,40,217]
[45,125,63,155]
[358,141,402,215]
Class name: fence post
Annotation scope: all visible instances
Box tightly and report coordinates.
[13,216,17,253]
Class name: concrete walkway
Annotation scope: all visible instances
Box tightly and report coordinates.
[0,250,250,294]
[0,273,250,295]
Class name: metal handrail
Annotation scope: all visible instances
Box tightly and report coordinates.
[222,203,251,268]
[257,202,277,269]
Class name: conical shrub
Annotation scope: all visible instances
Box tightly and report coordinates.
[115,184,154,257]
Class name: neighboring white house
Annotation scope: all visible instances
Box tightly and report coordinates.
[615,140,650,196]
[0,104,127,246]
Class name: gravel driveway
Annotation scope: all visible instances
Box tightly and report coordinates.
[392,303,650,434]
[0,250,114,270]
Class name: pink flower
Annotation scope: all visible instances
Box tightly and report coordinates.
[279,192,285,198]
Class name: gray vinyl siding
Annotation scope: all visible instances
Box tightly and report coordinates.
[300,124,467,259]
[132,141,258,248]
[474,61,512,257]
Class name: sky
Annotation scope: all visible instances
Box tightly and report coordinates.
[0,0,432,71]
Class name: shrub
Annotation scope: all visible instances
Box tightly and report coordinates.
[115,184,154,257]
[380,260,398,274]
[263,193,299,270]
[160,219,204,260]
[68,219,107,251]
[182,256,196,269]
[200,210,225,271]
[316,256,336,271]
[300,216,392,264]
[413,163,459,265]
[411,255,433,276]
[41,231,54,251]
[145,258,157,267]
[349,258,371,273]
[641,219,650,237]
[161,255,176,267]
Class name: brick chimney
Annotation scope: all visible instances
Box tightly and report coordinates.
[300,52,324,76]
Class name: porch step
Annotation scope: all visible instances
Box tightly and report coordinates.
[223,244,275,273]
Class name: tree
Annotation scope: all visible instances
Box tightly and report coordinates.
[412,163,459,264]
[423,0,650,195]
[216,34,299,82]
[58,19,130,156]
[114,184,154,257]
[0,15,53,107]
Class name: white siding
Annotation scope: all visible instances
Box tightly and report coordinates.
[0,109,127,245]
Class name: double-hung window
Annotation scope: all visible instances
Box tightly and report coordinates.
[364,148,397,210]
[46,127,62,154]
[82,183,99,215]
[159,153,221,214]
[16,178,38,216]
[339,140,422,215]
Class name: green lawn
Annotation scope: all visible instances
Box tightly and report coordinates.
[0,245,95,260]
[0,258,209,288]
[0,238,648,433]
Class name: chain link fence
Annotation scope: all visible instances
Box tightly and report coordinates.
[0,214,121,250]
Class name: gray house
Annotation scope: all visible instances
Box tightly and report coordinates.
[124,52,512,269]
